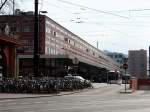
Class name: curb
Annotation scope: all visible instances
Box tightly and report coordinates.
[0,88,92,100]
[119,89,133,94]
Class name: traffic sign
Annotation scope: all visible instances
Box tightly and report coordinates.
[123,63,128,69]
[72,57,79,64]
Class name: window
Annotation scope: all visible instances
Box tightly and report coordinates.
[17,47,24,53]
[10,26,17,32]
[117,60,120,63]
[22,26,32,32]
[99,56,102,58]
[86,49,89,52]
[119,54,122,58]
[93,52,95,55]
[53,31,56,36]
[115,55,118,58]
[46,27,51,33]
[64,38,68,42]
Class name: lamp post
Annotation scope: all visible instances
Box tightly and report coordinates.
[39,11,48,14]
[123,58,128,93]
[33,0,39,77]
[34,0,47,77]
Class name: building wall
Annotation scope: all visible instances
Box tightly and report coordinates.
[0,14,121,74]
[44,16,120,71]
[128,49,147,78]
[104,51,127,65]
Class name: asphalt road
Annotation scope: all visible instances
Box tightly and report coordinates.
[0,84,150,112]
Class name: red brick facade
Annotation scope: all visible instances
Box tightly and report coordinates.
[0,35,20,78]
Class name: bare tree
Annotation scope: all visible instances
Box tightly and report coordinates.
[0,0,16,15]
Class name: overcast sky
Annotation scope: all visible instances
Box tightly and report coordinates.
[18,0,150,55]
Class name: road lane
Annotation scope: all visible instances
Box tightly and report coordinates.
[0,84,150,112]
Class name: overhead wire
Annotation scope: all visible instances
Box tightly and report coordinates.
[43,0,150,46]
[57,0,129,19]
[44,0,74,14]
[109,8,150,13]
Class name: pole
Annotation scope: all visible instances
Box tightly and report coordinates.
[13,0,15,15]
[125,69,127,92]
[149,46,150,77]
[107,71,108,84]
[34,0,39,77]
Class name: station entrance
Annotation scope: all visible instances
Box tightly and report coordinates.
[0,35,20,78]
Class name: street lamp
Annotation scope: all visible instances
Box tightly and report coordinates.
[123,58,128,93]
[39,11,48,14]
[33,0,47,77]
[33,0,39,77]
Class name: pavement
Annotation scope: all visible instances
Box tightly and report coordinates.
[0,89,93,100]
[1,84,150,112]
[119,84,133,93]
[0,83,108,100]
[0,83,134,100]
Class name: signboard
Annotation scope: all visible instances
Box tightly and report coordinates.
[72,57,79,64]
[123,63,128,69]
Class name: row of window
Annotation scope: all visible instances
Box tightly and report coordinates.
[45,25,116,65]
[10,25,33,33]
[44,19,119,68]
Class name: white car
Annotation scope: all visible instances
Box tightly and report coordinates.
[64,75,85,82]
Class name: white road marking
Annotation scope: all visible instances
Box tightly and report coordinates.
[34,101,44,104]
[24,111,35,112]
[0,103,3,106]
[0,99,13,103]
[20,102,30,105]
[7,102,17,105]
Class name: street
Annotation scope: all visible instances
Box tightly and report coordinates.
[0,84,150,112]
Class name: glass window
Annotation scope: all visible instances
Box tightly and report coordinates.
[64,38,68,42]
[86,49,89,52]
[22,26,32,32]
[53,31,56,36]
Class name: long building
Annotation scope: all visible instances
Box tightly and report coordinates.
[0,12,120,79]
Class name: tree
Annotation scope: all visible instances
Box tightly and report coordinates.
[0,0,15,14]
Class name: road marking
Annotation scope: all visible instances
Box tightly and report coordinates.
[20,102,30,105]
[0,100,13,103]
[7,102,17,105]
[24,111,35,112]
[46,102,150,111]
[34,101,44,104]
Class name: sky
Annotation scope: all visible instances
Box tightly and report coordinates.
[17,0,150,55]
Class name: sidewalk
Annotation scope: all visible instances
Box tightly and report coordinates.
[0,83,110,100]
[119,84,133,94]
[0,90,85,100]
[0,88,92,100]
[120,89,133,93]
[92,83,108,89]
